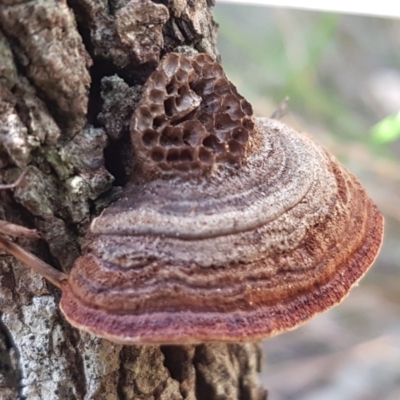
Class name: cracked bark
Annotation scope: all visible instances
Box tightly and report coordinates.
[0,1,268,399]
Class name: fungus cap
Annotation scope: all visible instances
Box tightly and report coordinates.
[58,53,383,344]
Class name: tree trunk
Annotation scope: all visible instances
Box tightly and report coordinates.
[0,0,267,399]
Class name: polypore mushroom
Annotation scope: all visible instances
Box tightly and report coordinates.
[0,53,383,344]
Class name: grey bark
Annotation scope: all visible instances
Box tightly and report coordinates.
[0,0,267,399]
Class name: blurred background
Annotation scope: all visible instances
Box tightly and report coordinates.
[214,3,400,400]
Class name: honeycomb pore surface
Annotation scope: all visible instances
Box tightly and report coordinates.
[131,53,254,177]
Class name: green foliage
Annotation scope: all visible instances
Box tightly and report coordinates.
[370,112,400,144]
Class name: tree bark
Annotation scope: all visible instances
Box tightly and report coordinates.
[0,1,267,399]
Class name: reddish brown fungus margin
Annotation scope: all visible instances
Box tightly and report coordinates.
[0,53,383,345]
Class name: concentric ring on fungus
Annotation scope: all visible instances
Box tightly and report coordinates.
[0,53,383,344]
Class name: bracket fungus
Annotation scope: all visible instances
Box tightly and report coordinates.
[0,53,383,344]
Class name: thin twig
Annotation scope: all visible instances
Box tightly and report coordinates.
[270,96,290,120]
[0,236,68,288]
[0,170,27,190]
